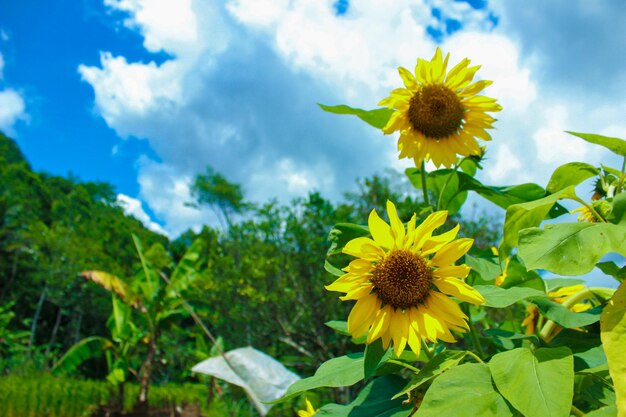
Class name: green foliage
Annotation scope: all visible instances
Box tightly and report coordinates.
[489,347,574,417]
[475,285,545,308]
[277,353,365,402]
[416,363,513,417]
[567,131,626,156]
[600,281,626,417]
[318,104,394,129]
[519,223,626,275]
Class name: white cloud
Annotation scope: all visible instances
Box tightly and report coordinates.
[136,158,217,236]
[116,193,169,236]
[0,89,26,134]
[81,0,626,235]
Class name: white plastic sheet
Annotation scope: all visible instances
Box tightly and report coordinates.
[191,346,300,416]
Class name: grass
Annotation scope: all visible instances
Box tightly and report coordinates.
[0,374,212,417]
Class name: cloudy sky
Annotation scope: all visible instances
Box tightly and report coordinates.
[1,0,626,237]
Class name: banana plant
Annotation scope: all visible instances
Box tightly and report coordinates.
[52,235,206,409]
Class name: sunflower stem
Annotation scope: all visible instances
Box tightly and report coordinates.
[617,156,626,193]
[539,288,594,343]
[436,163,459,211]
[388,359,420,373]
[465,306,485,359]
[571,196,607,223]
[420,338,434,360]
[420,161,430,207]
[570,405,585,417]
[464,350,484,364]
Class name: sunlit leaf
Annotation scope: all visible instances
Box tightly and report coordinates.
[415,363,513,417]
[489,347,574,417]
[518,223,626,275]
[318,104,394,129]
[393,350,466,400]
[608,192,626,226]
[596,261,626,283]
[274,353,365,403]
[532,298,601,328]
[546,162,599,194]
[475,285,545,308]
[600,281,626,416]
[500,186,576,259]
[567,132,626,156]
[316,375,411,417]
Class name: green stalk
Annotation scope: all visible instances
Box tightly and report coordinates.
[539,288,594,343]
[420,161,430,207]
[388,359,420,373]
[616,156,626,193]
[464,350,484,364]
[463,304,485,358]
[420,338,434,360]
[571,196,607,223]
[570,405,585,417]
[436,163,458,211]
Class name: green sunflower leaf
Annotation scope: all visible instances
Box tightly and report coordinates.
[596,261,626,283]
[489,347,574,417]
[544,278,586,292]
[500,186,577,260]
[392,350,466,400]
[608,192,626,226]
[271,353,365,403]
[327,223,370,257]
[546,162,599,194]
[567,131,626,156]
[415,363,513,417]
[315,375,411,417]
[585,405,618,417]
[531,298,602,328]
[518,222,626,275]
[364,339,391,379]
[465,255,501,283]
[318,104,394,129]
[474,285,545,308]
[600,281,626,417]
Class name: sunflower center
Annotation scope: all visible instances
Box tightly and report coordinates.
[408,84,464,139]
[371,249,433,309]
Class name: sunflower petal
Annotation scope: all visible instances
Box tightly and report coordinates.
[434,277,485,305]
[389,309,409,357]
[398,66,417,90]
[367,304,392,343]
[348,295,380,337]
[421,224,460,255]
[414,211,448,250]
[431,238,474,266]
[368,209,394,250]
[343,237,385,261]
[386,200,405,248]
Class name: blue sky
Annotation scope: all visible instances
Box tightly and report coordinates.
[1,0,626,246]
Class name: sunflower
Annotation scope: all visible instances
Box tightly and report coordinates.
[571,205,597,223]
[379,48,501,168]
[522,284,592,335]
[297,398,317,417]
[326,201,485,357]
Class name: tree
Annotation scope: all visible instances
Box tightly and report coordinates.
[189,166,247,229]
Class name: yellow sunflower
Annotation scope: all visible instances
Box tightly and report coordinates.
[297,398,317,417]
[571,205,597,223]
[379,48,501,168]
[326,201,485,357]
[522,284,592,335]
